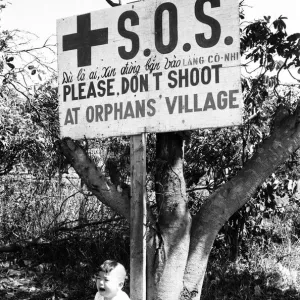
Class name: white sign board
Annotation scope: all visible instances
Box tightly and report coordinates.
[57,0,242,139]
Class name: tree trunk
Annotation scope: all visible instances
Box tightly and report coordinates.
[147,132,191,300]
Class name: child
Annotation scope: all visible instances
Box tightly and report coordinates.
[94,260,130,300]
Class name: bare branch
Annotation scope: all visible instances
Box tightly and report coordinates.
[106,0,121,7]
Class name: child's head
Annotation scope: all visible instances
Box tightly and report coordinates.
[95,260,127,299]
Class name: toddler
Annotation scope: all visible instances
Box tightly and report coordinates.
[94,260,130,300]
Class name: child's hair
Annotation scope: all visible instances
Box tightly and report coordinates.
[99,260,127,282]
[99,260,121,273]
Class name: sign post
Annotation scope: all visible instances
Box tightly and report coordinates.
[130,133,147,300]
[57,0,242,299]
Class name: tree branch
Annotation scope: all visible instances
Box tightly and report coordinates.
[55,217,124,232]
[106,0,121,7]
[59,138,130,220]
[0,217,125,253]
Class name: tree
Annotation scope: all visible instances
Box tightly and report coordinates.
[0,16,57,177]
[58,2,300,298]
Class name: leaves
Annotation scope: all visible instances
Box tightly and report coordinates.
[6,62,14,69]
[287,33,300,42]
[0,262,55,299]
[273,16,287,33]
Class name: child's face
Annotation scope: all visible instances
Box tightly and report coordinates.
[96,269,123,299]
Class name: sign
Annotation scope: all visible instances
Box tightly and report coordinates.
[57,0,242,139]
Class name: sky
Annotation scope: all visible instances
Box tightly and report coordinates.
[2,0,299,42]
[243,0,299,31]
[1,0,111,41]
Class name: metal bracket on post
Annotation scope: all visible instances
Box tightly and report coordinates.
[130,133,146,300]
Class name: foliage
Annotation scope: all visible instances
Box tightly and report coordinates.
[0,12,131,299]
[181,13,300,262]
[0,81,61,178]
[0,19,59,178]
[0,171,130,299]
[200,209,300,300]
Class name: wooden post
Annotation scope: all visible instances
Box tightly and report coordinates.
[114,0,146,298]
[130,133,147,300]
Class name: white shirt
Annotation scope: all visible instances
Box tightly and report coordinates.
[94,290,130,300]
